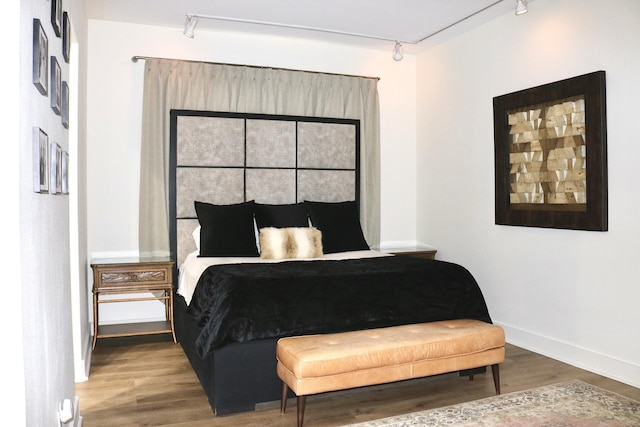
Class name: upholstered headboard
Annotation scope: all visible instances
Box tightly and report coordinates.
[169,110,360,266]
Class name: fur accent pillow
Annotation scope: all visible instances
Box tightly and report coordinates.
[259,227,323,260]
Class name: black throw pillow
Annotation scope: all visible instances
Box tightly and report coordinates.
[304,200,369,254]
[194,200,259,257]
[254,203,309,229]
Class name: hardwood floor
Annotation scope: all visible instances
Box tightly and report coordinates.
[76,335,640,427]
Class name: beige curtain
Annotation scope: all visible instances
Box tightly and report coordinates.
[139,59,380,257]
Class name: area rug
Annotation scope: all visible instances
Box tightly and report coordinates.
[346,380,640,426]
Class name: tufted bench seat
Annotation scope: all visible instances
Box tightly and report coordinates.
[276,319,505,427]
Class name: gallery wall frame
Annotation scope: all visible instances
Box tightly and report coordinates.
[62,11,71,63]
[62,151,69,195]
[493,71,607,231]
[50,56,61,115]
[51,0,62,37]
[62,81,69,128]
[33,127,49,193]
[32,19,48,96]
[49,142,61,195]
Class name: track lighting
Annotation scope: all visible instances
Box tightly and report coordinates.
[392,42,404,62]
[183,15,199,38]
[515,0,528,16]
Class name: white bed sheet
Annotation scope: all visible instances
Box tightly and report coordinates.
[178,249,391,305]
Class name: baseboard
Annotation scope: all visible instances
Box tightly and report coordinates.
[497,321,640,389]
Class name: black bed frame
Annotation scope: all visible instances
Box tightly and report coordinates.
[174,294,289,415]
[169,110,360,415]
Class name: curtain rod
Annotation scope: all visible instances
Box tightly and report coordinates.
[131,55,380,81]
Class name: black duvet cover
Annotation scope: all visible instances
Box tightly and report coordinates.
[187,256,491,358]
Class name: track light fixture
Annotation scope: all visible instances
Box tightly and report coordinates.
[183,15,199,38]
[182,1,520,60]
[515,0,528,16]
[392,42,404,62]
[182,13,407,61]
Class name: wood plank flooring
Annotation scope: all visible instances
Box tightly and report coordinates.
[76,335,640,427]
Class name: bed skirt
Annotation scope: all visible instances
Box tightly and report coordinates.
[175,293,290,415]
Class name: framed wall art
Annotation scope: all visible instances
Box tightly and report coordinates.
[62,151,69,194]
[49,142,61,195]
[61,81,69,128]
[62,11,71,63]
[32,19,48,95]
[33,127,49,193]
[50,56,61,115]
[493,71,607,231]
[51,0,62,37]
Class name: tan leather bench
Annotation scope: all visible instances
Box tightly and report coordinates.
[276,319,505,427]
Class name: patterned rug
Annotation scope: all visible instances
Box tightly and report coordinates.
[346,380,640,426]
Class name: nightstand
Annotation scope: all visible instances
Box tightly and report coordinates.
[389,248,437,260]
[91,257,176,349]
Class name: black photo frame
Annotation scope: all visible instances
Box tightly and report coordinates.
[51,0,62,37]
[62,11,71,63]
[50,56,62,115]
[62,81,69,128]
[32,19,48,96]
[32,127,49,193]
[493,71,607,231]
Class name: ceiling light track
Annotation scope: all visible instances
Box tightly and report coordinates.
[182,0,526,61]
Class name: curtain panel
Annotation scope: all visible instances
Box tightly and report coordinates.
[139,59,381,257]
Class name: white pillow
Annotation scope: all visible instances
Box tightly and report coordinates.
[259,227,323,260]
[192,226,201,251]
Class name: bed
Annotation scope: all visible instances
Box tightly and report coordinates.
[169,110,493,415]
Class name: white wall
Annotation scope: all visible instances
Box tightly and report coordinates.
[86,20,419,323]
[13,0,88,424]
[417,0,640,387]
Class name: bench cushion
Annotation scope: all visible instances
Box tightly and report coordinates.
[276,319,505,396]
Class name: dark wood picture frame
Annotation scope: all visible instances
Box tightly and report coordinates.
[62,11,71,63]
[62,81,69,128]
[50,56,62,115]
[32,19,48,96]
[51,0,62,37]
[493,71,607,231]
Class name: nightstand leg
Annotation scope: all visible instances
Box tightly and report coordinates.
[92,291,98,350]
[169,290,176,343]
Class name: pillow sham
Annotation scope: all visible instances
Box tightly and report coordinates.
[192,226,201,251]
[259,227,323,260]
[304,200,369,254]
[254,203,309,229]
[194,200,259,257]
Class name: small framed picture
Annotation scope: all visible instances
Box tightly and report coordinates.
[50,56,61,115]
[33,127,49,193]
[51,0,62,37]
[32,19,48,95]
[62,151,69,194]
[63,12,71,63]
[62,81,69,128]
[50,143,61,195]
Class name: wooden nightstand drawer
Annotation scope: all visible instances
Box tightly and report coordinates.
[95,264,172,289]
[388,248,438,260]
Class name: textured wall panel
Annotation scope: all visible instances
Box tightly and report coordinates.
[177,116,244,166]
[246,169,297,204]
[176,168,245,217]
[246,119,296,167]
[298,122,356,169]
[298,170,356,202]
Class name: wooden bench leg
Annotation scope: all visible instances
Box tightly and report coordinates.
[491,364,501,395]
[281,382,288,414]
[297,395,306,427]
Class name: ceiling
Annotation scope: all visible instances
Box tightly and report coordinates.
[85,0,520,53]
